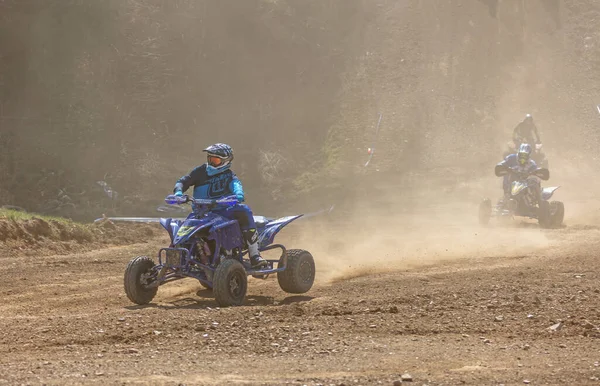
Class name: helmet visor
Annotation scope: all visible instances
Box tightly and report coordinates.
[207,155,224,167]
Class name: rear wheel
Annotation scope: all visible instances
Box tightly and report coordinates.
[213,259,247,307]
[277,249,315,294]
[124,256,158,305]
[550,201,565,228]
[479,199,492,226]
[538,200,551,229]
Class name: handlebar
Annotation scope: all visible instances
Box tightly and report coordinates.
[496,164,549,181]
[506,167,530,175]
[507,168,545,180]
[164,194,238,207]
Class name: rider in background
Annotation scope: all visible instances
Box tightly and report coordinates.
[512,114,541,146]
[495,143,539,203]
[173,143,268,268]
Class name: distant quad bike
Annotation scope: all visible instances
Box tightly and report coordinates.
[479,166,564,229]
[124,195,315,307]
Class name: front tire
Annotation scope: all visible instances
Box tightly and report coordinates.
[124,256,158,305]
[213,259,247,307]
[550,201,565,228]
[538,200,551,229]
[277,249,315,294]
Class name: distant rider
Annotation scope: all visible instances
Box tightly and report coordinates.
[512,114,541,146]
[173,143,268,268]
[495,143,540,203]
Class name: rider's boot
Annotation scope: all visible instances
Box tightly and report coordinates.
[243,229,268,269]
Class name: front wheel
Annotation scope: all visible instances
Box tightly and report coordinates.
[277,249,315,294]
[213,259,247,307]
[550,201,565,228]
[538,200,552,229]
[124,256,158,305]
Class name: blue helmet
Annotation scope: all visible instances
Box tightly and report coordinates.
[517,143,532,165]
[203,143,234,176]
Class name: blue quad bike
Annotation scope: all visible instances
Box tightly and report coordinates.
[479,166,564,228]
[124,195,315,307]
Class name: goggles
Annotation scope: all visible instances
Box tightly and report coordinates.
[207,155,227,167]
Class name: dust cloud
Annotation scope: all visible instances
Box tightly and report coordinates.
[280,152,600,283]
[277,183,550,283]
[281,148,600,283]
[265,0,600,282]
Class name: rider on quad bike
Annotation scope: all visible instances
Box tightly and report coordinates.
[505,114,547,167]
[495,143,541,205]
[512,114,541,147]
[173,143,268,269]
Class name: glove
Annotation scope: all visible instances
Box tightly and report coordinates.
[236,194,244,202]
[174,191,183,197]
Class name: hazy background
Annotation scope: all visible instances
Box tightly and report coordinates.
[1,0,599,222]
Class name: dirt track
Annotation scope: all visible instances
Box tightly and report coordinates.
[1,218,599,385]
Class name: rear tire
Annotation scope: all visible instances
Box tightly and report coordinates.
[550,201,565,228]
[124,256,158,305]
[213,259,247,307]
[277,249,315,294]
[538,200,552,229]
[479,199,492,226]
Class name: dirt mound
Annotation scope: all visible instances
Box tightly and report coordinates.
[0,211,158,256]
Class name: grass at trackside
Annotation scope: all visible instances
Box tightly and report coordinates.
[0,208,73,224]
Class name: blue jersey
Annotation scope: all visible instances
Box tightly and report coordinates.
[174,164,244,200]
[497,154,537,174]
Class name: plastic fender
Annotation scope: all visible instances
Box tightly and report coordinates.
[159,218,173,242]
[542,186,560,201]
[172,216,218,245]
[257,215,303,249]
